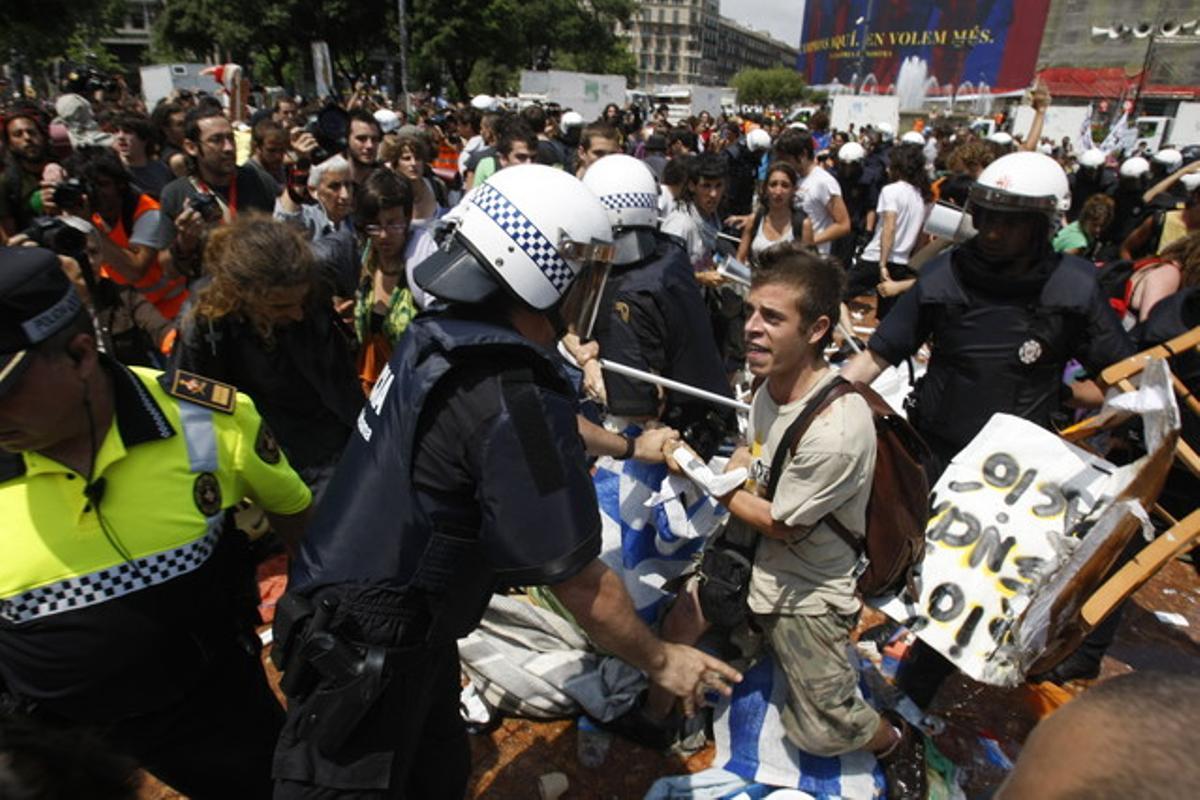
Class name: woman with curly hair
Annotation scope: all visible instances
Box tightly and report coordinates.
[172,214,362,491]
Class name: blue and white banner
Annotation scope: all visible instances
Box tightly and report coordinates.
[713,655,886,799]
[592,455,727,624]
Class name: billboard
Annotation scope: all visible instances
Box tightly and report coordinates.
[800,0,1052,92]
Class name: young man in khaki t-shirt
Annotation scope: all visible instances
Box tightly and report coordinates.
[703,243,926,800]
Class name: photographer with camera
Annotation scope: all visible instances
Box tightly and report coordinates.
[54,147,188,322]
[155,107,280,282]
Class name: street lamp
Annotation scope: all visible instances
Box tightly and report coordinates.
[854,3,875,94]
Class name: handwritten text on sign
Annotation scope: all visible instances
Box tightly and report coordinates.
[877,414,1116,685]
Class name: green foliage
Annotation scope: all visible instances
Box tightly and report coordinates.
[409,0,636,99]
[0,0,127,71]
[731,67,810,107]
[3,0,640,100]
[154,0,397,90]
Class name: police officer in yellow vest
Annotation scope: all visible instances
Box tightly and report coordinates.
[0,246,312,799]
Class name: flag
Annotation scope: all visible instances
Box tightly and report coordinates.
[592,454,727,623]
[712,654,887,798]
[1099,111,1136,156]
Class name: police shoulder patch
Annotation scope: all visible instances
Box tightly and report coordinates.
[614,300,632,324]
[255,421,282,465]
[162,368,236,414]
[193,472,223,515]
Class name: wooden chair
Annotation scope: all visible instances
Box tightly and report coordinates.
[1026,327,1200,698]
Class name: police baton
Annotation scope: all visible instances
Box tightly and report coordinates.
[598,359,751,414]
[557,340,751,414]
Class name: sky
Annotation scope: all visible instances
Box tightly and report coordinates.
[721,0,807,48]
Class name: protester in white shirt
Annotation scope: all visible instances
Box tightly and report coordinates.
[843,143,931,319]
[771,128,850,256]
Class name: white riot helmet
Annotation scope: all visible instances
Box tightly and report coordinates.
[1077,148,1105,168]
[414,165,614,320]
[470,94,497,111]
[875,121,895,141]
[582,154,661,265]
[746,128,772,152]
[1119,156,1150,179]
[1152,148,1183,171]
[987,131,1014,147]
[838,141,866,163]
[901,130,925,145]
[969,151,1070,219]
[560,111,584,134]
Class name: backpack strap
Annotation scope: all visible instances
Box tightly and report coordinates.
[764,375,851,501]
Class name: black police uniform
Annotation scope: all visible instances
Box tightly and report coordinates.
[591,233,734,452]
[870,243,1135,478]
[272,310,603,798]
[867,240,1136,703]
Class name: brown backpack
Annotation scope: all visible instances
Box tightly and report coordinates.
[766,376,931,598]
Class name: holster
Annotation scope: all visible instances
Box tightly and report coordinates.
[298,637,390,757]
[273,591,396,757]
[272,591,319,697]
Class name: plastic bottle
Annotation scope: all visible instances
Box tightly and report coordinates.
[576,715,612,768]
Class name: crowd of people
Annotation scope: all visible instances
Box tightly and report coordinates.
[0,72,1198,800]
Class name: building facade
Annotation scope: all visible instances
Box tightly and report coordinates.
[715,16,800,85]
[616,0,721,88]
[617,1,799,89]
[1036,0,1200,104]
[100,0,160,66]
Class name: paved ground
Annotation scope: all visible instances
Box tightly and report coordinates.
[142,556,1200,799]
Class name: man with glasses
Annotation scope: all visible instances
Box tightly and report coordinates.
[155,107,280,282]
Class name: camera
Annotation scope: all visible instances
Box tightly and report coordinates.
[189,193,223,223]
[304,104,350,166]
[22,216,88,256]
[51,178,90,211]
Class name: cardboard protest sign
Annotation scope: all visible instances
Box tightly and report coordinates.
[877,359,1179,686]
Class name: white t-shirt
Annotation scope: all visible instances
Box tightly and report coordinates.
[796,166,842,255]
[860,180,926,265]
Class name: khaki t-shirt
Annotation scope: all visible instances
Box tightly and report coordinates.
[741,371,876,616]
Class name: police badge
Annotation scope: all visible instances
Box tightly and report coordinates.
[1017,338,1043,365]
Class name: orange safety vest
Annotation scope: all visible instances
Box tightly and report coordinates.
[94,194,189,320]
[431,141,461,183]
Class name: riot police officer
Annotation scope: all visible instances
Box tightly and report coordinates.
[842,151,1136,701]
[580,153,734,457]
[271,165,741,798]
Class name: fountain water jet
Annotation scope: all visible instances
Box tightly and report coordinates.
[895,56,931,111]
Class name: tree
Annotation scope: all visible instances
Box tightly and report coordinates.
[730,67,810,108]
[408,0,635,99]
[154,0,397,91]
[0,0,126,78]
